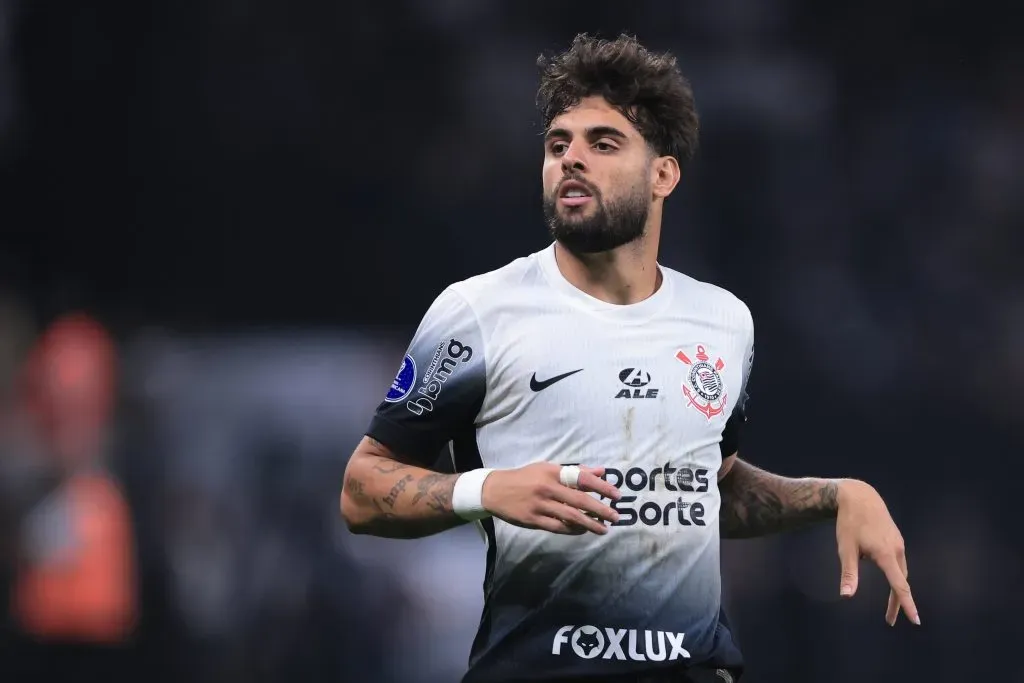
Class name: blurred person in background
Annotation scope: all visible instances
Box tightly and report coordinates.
[342,34,918,683]
[6,312,137,682]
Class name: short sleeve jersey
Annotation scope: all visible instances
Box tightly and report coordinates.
[367,243,755,682]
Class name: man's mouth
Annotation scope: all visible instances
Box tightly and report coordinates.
[558,180,593,207]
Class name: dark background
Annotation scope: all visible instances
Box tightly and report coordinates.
[1,1,1022,682]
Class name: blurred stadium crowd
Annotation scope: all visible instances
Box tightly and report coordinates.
[1,1,1021,682]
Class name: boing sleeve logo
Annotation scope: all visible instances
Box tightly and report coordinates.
[675,344,728,420]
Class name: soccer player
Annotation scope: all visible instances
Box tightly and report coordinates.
[341,33,918,683]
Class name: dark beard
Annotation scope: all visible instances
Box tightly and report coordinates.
[543,182,649,254]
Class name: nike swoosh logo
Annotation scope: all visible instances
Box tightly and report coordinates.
[530,369,584,392]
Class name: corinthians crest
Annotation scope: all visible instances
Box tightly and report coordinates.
[675,345,728,420]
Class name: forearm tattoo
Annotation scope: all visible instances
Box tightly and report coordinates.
[343,472,397,521]
[410,473,457,513]
[382,474,414,508]
[719,459,839,539]
[343,440,461,537]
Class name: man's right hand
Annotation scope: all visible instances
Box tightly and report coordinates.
[481,463,621,534]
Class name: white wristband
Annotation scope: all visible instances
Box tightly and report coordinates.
[452,468,495,521]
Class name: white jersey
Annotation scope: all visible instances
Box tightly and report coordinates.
[367,243,755,682]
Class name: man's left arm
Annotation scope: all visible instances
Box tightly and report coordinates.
[717,310,919,626]
[713,320,838,542]
[717,455,838,539]
[717,454,920,626]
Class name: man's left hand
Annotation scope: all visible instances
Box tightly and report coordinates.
[835,479,920,626]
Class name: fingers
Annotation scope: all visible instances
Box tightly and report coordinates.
[543,501,609,535]
[837,536,860,598]
[876,553,919,626]
[885,589,900,626]
[521,466,621,534]
[549,486,620,525]
[885,552,905,626]
[528,514,588,535]
[885,549,913,626]
[559,465,620,500]
[545,466,621,526]
[576,469,622,501]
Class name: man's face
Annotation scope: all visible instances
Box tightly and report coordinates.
[542,96,653,254]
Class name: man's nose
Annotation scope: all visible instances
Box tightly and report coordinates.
[561,143,588,174]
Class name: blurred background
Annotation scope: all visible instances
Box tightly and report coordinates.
[0,1,1021,682]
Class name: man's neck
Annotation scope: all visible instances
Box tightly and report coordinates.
[553,234,662,306]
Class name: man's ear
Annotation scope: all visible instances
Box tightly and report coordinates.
[651,155,681,199]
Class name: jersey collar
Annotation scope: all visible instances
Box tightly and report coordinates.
[537,242,675,324]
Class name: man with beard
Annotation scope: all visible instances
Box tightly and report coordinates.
[341,34,919,683]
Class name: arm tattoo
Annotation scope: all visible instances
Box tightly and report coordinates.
[345,473,397,521]
[719,459,839,539]
[342,452,460,537]
[346,476,368,501]
[410,473,456,513]
[373,460,411,475]
[382,474,414,507]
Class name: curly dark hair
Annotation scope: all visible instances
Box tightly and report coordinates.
[536,33,699,173]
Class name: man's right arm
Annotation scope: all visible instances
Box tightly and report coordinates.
[340,287,488,539]
[341,436,466,539]
[341,287,622,539]
[342,435,621,539]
